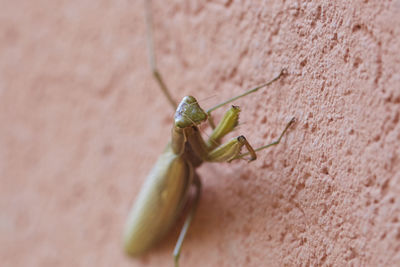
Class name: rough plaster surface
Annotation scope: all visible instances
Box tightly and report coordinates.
[1,0,400,266]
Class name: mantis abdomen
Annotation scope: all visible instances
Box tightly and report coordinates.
[123,147,193,255]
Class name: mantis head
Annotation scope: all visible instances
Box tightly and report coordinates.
[174,96,208,128]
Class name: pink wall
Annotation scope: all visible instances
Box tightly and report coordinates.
[1,0,400,266]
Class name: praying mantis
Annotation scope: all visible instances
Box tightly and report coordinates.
[123,1,295,266]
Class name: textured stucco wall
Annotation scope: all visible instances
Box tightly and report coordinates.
[1,0,400,266]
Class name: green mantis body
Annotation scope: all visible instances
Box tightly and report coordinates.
[123,1,295,266]
[124,95,294,264]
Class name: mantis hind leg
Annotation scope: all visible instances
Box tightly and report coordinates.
[144,0,177,109]
[173,173,202,267]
